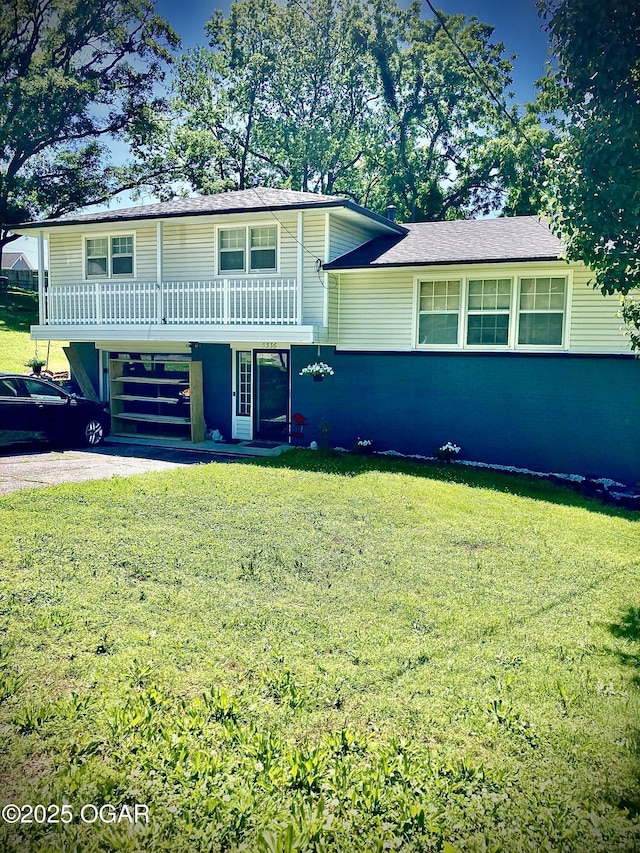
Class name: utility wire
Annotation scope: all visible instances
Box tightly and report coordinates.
[248,186,335,289]
[423,0,539,154]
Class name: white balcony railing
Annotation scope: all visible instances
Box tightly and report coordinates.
[44,278,300,326]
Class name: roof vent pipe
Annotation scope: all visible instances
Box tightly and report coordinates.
[386,205,396,222]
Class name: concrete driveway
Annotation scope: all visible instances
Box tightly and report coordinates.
[0,442,240,496]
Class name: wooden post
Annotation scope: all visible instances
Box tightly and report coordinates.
[63,345,99,401]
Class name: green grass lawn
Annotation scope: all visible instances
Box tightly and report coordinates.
[0,453,638,852]
[0,287,68,373]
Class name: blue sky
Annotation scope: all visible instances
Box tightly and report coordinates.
[14,0,551,263]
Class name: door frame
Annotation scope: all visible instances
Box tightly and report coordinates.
[230,344,292,441]
[231,347,253,440]
[253,348,290,441]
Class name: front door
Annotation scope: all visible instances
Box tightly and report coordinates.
[254,350,289,441]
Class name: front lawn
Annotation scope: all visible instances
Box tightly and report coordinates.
[0,287,68,373]
[0,453,638,852]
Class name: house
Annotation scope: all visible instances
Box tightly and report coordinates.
[12,188,639,484]
[1,251,35,271]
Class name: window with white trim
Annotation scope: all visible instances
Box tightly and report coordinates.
[85,236,133,278]
[418,280,461,345]
[466,278,511,346]
[219,228,246,272]
[518,276,566,346]
[250,226,276,271]
[236,351,252,416]
[415,274,568,350]
[218,225,277,274]
[111,236,133,276]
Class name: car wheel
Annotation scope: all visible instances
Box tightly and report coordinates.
[81,418,105,447]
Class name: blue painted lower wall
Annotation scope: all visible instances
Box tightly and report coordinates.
[291,346,640,485]
[193,343,232,439]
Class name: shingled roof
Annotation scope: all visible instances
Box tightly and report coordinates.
[15,188,405,233]
[324,216,565,269]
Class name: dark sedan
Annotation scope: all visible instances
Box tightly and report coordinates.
[0,373,110,449]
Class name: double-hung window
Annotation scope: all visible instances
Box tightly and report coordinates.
[218,225,277,273]
[518,277,566,346]
[111,236,133,275]
[416,274,568,350]
[250,226,277,271]
[466,279,511,346]
[85,236,133,278]
[219,228,246,272]
[418,280,461,345]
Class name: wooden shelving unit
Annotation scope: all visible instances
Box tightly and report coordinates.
[109,354,204,443]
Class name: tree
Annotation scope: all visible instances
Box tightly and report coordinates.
[0,0,179,263]
[171,0,528,220]
[537,0,640,295]
[171,0,375,197]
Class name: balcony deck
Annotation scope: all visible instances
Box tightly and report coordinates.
[45,277,299,326]
[31,277,316,343]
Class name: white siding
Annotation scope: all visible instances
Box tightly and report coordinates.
[48,226,156,285]
[336,261,630,354]
[569,264,627,353]
[337,269,414,350]
[279,215,298,274]
[49,232,83,286]
[163,220,214,279]
[301,212,326,326]
[134,226,156,280]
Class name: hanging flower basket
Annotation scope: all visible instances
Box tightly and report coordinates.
[299,362,334,380]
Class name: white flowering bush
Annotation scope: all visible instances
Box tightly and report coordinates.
[299,362,334,377]
[436,441,461,462]
[619,296,640,356]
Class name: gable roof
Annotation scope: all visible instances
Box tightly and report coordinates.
[1,251,34,270]
[14,188,406,234]
[324,216,566,270]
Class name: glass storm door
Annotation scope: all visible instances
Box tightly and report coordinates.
[254,351,289,441]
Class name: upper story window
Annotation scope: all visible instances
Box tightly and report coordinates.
[219,228,246,272]
[86,236,133,278]
[416,274,568,351]
[218,225,277,274]
[250,226,276,271]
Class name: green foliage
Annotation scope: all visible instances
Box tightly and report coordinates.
[364,1,517,220]
[0,0,179,253]
[537,0,640,294]
[24,355,46,370]
[168,0,544,221]
[619,296,640,354]
[0,458,639,851]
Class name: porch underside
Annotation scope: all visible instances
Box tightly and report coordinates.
[29,324,317,344]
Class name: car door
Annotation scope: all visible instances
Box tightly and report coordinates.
[0,377,32,446]
[21,377,71,442]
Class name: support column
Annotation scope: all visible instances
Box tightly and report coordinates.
[37,230,46,325]
[156,220,163,323]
